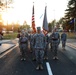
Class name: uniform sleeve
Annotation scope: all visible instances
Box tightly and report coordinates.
[49,34,52,43]
[32,35,36,47]
[58,33,60,45]
[44,35,47,49]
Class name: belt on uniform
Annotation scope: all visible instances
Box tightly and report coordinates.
[53,39,58,41]
[20,42,27,44]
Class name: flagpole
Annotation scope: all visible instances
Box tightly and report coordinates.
[74,18,76,39]
[32,2,36,33]
[74,18,76,32]
[33,2,34,4]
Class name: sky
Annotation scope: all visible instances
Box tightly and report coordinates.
[2,0,68,28]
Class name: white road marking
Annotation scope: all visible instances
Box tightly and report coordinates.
[66,43,76,49]
[0,44,18,58]
[46,62,53,75]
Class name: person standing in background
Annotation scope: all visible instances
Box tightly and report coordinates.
[61,30,67,50]
[44,32,49,60]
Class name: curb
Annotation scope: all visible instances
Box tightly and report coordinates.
[0,44,16,55]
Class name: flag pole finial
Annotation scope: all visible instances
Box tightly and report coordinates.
[45,3,47,7]
[33,2,34,4]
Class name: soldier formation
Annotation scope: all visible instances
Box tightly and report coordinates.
[18,27,67,70]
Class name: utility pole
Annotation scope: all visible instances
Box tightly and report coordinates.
[74,18,76,39]
[74,18,76,32]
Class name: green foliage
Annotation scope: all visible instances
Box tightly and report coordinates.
[60,32,75,39]
[3,32,18,39]
[20,24,30,31]
[0,0,13,11]
[48,23,52,32]
[67,32,75,39]
[64,0,76,30]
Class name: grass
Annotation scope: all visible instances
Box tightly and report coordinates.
[60,32,76,39]
[3,32,18,40]
[2,32,76,40]
[67,32,76,39]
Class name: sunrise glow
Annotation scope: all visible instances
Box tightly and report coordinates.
[1,0,68,27]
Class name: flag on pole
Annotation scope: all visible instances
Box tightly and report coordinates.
[43,6,48,35]
[69,18,76,32]
[32,3,36,33]
[69,18,74,24]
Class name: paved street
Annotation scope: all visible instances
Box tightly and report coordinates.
[0,39,76,75]
[0,0,75,74]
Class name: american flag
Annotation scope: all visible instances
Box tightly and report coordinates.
[32,4,36,33]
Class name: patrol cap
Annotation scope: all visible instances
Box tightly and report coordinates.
[37,27,41,31]
[21,32,25,36]
[53,27,57,32]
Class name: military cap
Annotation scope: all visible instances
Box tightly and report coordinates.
[37,27,41,31]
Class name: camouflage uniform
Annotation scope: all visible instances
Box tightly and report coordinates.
[51,29,60,59]
[19,33,28,60]
[49,33,53,51]
[29,33,36,60]
[61,31,67,50]
[33,27,46,70]
[44,34,49,60]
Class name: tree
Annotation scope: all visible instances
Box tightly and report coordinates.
[0,0,4,9]
[64,0,76,30]
[0,14,3,32]
[20,21,30,32]
[48,20,57,32]
[48,23,52,32]
[66,0,76,18]
[0,0,13,12]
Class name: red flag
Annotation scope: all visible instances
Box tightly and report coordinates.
[32,4,36,33]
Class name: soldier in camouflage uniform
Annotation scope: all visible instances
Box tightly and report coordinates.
[19,33,28,61]
[33,27,46,70]
[49,31,54,51]
[29,31,36,61]
[61,30,67,50]
[51,28,60,60]
[44,33,49,60]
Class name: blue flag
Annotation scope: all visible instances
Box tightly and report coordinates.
[69,18,76,32]
[69,18,74,24]
[43,6,48,32]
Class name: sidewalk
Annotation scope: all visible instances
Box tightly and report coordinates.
[66,39,76,49]
[67,39,76,43]
[0,44,15,54]
[0,39,18,54]
[0,40,11,44]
